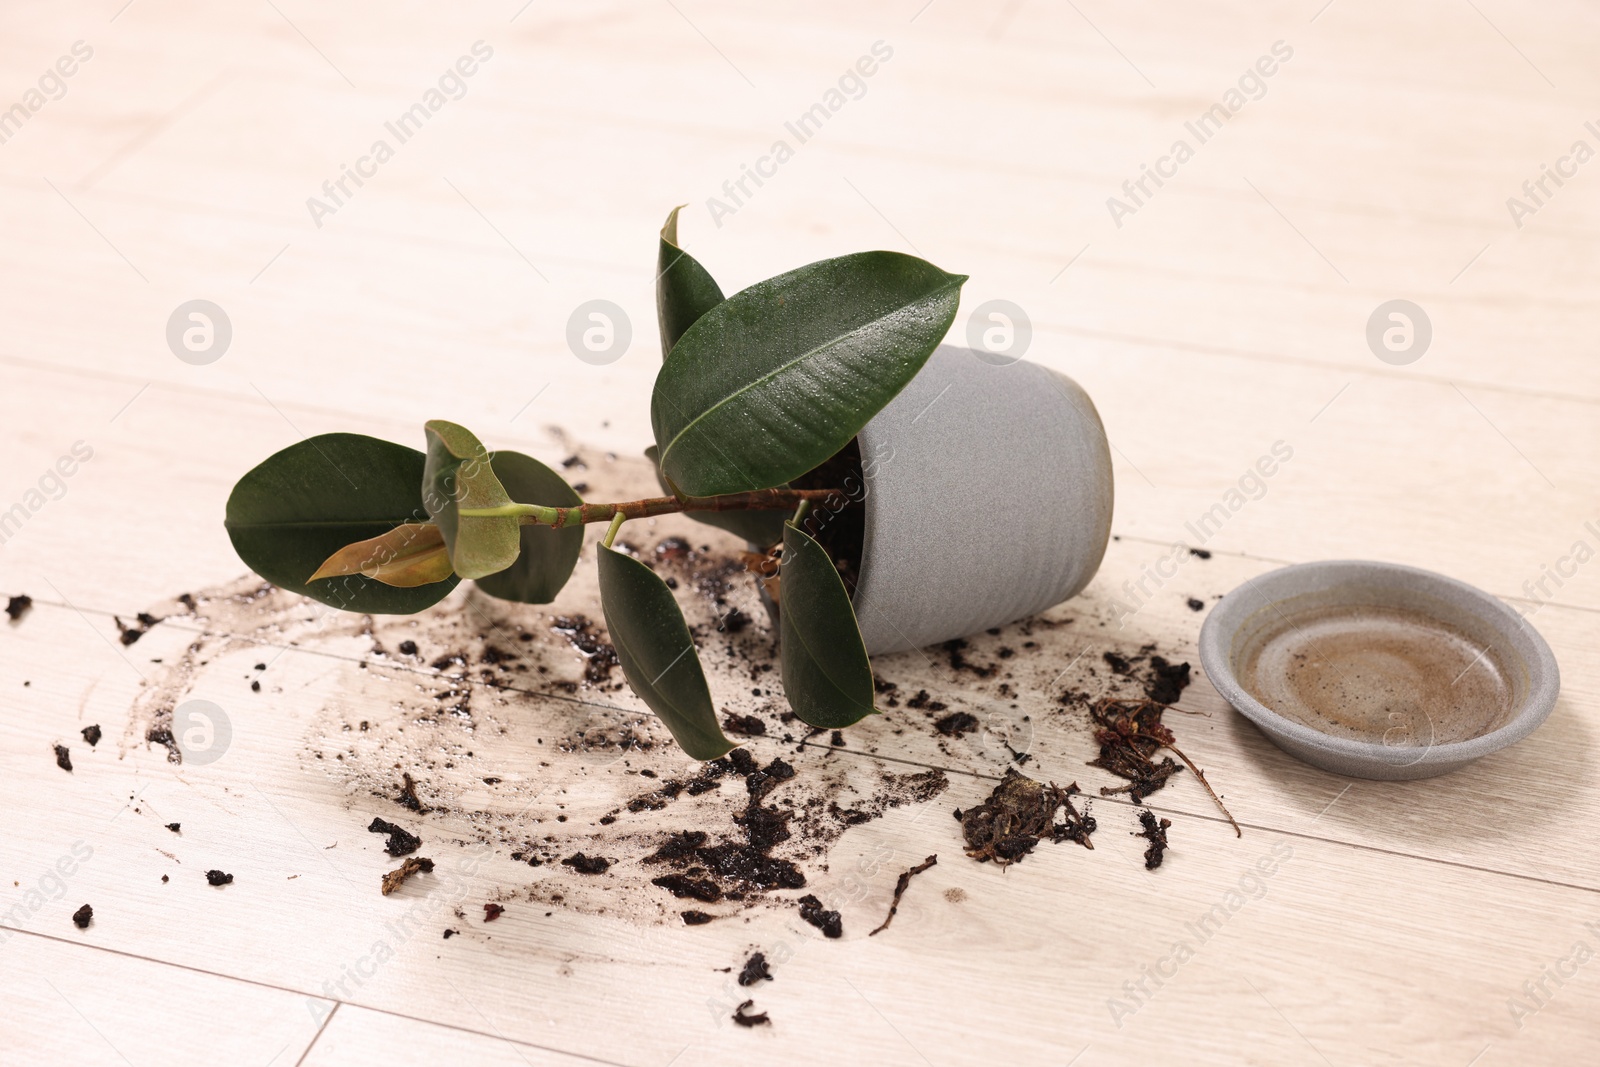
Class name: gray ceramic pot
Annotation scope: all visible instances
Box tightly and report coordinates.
[843,345,1114,654]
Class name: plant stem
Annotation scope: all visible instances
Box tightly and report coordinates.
[603,512,625,549]
[459,488,844,529]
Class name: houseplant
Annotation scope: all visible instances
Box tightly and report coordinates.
[224,209,1112,760]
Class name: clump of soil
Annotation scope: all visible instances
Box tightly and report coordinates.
[396,772,426,813]
[5,594,32,620]
[723,713,767,736]
[483,903,505,921]
[1090,697,1239,837]
[732,1000,770,1027]
[737,952,773,986]
[1136,810,1172,870]
[166,823,181,833]
[1186,598,1205,612]
[54,744,72,772]
[81,724,101,747]
[959,769,1095,866]
[206,870,233,886]
[562,853,610,874]
[1089,699,1185,803]
[368,817,421,856]
[382,856,435,895]
[869,854,936,936]
[1101,647,1192,706]
[72,904,92,929]
[681,910,714,926]
[934,712,978,738]
[797,894,842,938]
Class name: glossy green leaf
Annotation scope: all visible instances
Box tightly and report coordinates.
[643,445,786,548]
[474,451,584,604]
[598,542,733,761]
[422,420,521,580]
[309,523,454,588]
[779,520,876,729]
[651,251,966,496]
[224,433,460,614]
[656,205,725,360]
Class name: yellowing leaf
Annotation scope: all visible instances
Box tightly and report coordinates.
[308,523,455,588]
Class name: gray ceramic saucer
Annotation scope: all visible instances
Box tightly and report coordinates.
[1198,560,1560,780]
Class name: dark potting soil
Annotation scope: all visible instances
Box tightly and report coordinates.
[1186,597,1205,612]
[1136,810,1172,870]
[732,1000,770,1027]
[562,853,611,874]
[81,724,102,747]
[934,712,979,738]
[206,870,233,886]
[54,744,71,772]
[797,894,842,938]
[5,594,32,620]
[681,910,715,925]
[396,772,426,813]
[483,903,505,922]
[368,817,421,856]
[72,904,92,929]
[552,615,620,686]
[959,769,1096,866]
[166,823,180,833]
[723,713,767,736]
[737,951,773,986]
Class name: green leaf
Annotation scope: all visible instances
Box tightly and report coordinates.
[651,251,966,496]
[224,433,460,614]
[422,420,521,581]
[644,445,786,547]
[474,451,584,604]
[598,542,733,761]
[779,520,876,729]
[309,523,454,588]
[656,205,724,359]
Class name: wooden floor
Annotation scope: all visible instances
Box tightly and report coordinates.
[4,1,1600,1063]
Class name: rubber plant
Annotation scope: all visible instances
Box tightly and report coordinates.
[225,208,967,761]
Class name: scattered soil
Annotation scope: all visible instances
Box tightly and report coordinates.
[72,904,92,929]
[114,613,160,645]
[737,951,773,986]
[5,594,32,620]
[166,823,181,833]
[959,770,1095,866]
[561,853,610,874]
[943,888,967,904]
[396,772,426,813]
[723,713,767,736]
[1190,547,1212,559]
[81,724,102,747]
[732,1000,770,1028]
[797,894,842,938]
[681,910,714,925]
[1136,810,1172,870]
[54,744,71,772]
[869,854,936,936]
[551,615,620,686]
[368,817,421,856]
[934,712,978,738]
[206,870,233,886]
[381,856,435,895]
[1089,698,1239,836]
[483,903,505,922]
[1186,598,1205,612]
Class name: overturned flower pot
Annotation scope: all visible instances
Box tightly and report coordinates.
[846,344,1113,653]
